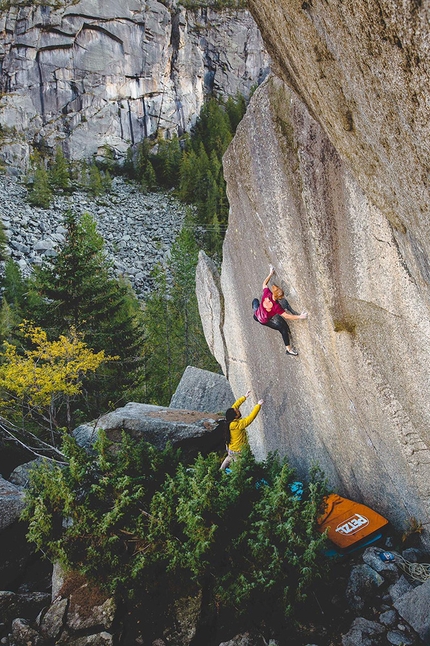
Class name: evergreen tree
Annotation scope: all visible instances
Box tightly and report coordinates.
[0,220,8,262]
[150,135,182,188]
[178,149,199,203]
[133,140,157,192]
[29,211,145,418]
[0,259,43,345]
[192,97,232,158]
[23,436,329,632]
[225,93,246,132]
[49,146,71,191]
[88,161,104,196]
[141,268,174,404]
[142,220,219,406]
[27,154,53,208]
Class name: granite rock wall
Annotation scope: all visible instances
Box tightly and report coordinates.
[0,0,269,168]
[195,0,430,544]
[197,73,430,545]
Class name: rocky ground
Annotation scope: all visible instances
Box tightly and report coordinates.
[0,174,188,300]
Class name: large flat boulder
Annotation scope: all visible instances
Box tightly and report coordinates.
[73,402,224,461]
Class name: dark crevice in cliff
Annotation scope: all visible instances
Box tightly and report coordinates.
[127,100,135,146]
[63,13,145,27]
[168,10,186,136]
[80,22,124,46]
[35,50,46,125]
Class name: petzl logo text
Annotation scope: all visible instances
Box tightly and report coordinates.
[335,514,369,536]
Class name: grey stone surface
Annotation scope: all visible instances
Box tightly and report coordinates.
[0,476,25,531]
[345,564,384,612]
[388,575,414,604]
[64,633,113,646]
[195,251,228,376]
[169,366,234,414]
[362,547,399,582]
[40,598,68,641]
[0,2,269,167]
[248,0,429,264]
[379,609,397,628]
[67,593,115,631]
[198,72,430,544]
[341,617,385,646]
[219,633,267,646]
[9,459,45,488]
[394,578,430,643]
[386,629,416,646]
[73,401,224,460]
[10,617,39,645]
[0,175,187,300]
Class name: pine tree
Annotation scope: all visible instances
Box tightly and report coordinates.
[29,211,145,417]
[0,220,8,262]
[151,135,182,188]
[141,268,175,404]
[178,149,199,203]
[0,259,43,345]
[88,161,104,196]
[142,222,219,405]
[50,146,71,191]
[225,93,246,132]
[27,154,53,208]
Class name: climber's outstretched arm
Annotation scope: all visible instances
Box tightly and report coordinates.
[262,265,275,289]
[281,310,308,321]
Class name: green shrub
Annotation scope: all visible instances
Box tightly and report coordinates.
[23,434,330,625]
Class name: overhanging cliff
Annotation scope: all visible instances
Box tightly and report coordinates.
[197,1,430,543]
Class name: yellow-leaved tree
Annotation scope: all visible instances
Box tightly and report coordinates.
[0,323,116,439]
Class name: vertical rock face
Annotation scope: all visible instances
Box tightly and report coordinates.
[197,74,430,542]
[0,0,269,167]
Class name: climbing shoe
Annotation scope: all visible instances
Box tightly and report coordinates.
[286,347,298,356]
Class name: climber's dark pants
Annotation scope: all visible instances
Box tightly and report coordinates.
[252,298,291,347]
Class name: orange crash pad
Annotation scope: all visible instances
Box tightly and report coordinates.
[318,493,389,550]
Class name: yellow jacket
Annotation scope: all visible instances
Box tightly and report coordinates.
[228,396,262,453]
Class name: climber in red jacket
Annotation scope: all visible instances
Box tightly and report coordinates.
[252,265,307,356]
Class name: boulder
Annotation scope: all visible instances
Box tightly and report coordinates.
[345,564,384,612]
[9,459,46,488]
[61,633,113,646]
[361,547,399,583]
[10,617,40,646]
[388,575,414,604]
[341,617,386,646]
[393,578,430,643]
[218,633,267,646]
[0,476,25,531]
[73,402,224,462]
[169,366,234,414]
[195,252,228,376]
[0,591,50,623]
[39,598,68,641]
